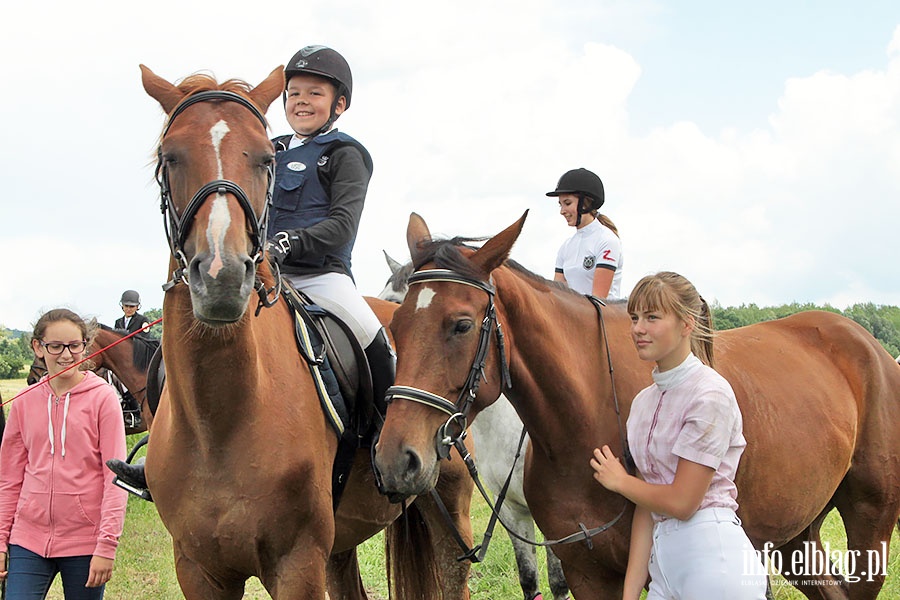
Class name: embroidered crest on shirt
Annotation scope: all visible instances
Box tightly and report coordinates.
[583,255,596,270]
[318,155,329,167]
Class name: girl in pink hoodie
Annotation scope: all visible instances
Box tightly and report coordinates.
[0,309,127,599]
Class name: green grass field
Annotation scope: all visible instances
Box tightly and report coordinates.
[2,378,898,598]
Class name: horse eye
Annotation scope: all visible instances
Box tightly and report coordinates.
[453,320,473,335]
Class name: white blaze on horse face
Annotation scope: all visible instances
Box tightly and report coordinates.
[416,286,436,311]
[207,119,232,278]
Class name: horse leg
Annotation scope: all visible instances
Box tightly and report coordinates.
[326,548,368,600]
[773,507,850,600]
[257,544,329,599]
[545,547,570,600]
[412,457,475,599]
[173,545,246,600]
[498,499,541,600]
[831,475,900,600]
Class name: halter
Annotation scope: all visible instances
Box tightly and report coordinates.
[154,90,277,305]
[384,269,513,459]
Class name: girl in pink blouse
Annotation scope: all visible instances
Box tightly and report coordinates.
[590,272,765,600]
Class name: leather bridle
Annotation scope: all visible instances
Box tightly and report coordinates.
[154,90,277,310]
[383,268,513,459]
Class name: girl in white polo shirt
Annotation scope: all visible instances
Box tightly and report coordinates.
[590,271,765,599]
[547,168,624,299]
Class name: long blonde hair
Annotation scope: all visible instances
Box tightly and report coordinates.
[626,272,715,367]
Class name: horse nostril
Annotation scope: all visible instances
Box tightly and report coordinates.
[403,447,422,480]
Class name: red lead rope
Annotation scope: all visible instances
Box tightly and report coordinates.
[0,317,164,409]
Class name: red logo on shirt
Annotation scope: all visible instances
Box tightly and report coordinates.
[602,249,615,262]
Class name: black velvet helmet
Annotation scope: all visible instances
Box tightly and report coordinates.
[120,290,141,306]
[546,168,605,212]
[284,45,353,108]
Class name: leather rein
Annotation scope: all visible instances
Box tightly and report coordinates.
[379,267,633,559]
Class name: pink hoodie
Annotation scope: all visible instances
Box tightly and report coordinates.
[0,371,127,559]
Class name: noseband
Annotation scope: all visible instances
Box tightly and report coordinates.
[154,90,276,292]
[384,268,513,459]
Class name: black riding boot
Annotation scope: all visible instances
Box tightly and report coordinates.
[107,458,147,488]
[365,327,396,417]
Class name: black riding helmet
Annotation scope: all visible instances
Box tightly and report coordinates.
[546,168,605,212]
[284,45,353,137]
[120,290,141,307]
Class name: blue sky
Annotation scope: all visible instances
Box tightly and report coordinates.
[2,1,899,331]
[627,2,900,133]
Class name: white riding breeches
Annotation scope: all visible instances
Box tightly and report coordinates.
[647,507,767,600]
[284,272,382,348]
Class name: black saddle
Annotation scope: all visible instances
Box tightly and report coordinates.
[142,283,379,511]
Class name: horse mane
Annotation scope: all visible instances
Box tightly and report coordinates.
[416,236,584,297]
[100,323,159,371]
[388,261,416,293]
[176,73,255,98]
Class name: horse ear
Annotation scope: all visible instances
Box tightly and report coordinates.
[249,65,285,115]
[406,212,432,266]
[383,250,404,275]
[140,64,185,115]
[470,210,529,274]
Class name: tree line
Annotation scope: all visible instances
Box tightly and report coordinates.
[0,302,897,379]
[711,302,900,358]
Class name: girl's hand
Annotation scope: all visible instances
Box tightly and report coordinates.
[86,555,114,587]
[590,444,629,493]
[0,550,7,580]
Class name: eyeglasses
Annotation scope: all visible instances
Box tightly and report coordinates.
[39,340,88,355]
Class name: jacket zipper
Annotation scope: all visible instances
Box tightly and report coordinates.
[46,395,59,556]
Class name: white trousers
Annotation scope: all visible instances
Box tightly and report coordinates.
[647,507,767,600]
[285,272,382,347]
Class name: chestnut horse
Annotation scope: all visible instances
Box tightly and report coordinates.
[379,251,570,600]
[140,66,473,599]
[374,211,900,599]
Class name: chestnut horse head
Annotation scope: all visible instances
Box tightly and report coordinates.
[375,212,900,598]
[143,64,283,324]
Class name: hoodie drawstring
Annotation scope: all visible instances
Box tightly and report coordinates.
[47,391,71,457]
[61,392,70,457]
[47,393,54,456]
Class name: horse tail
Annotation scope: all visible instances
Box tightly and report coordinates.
[385,501,440,600]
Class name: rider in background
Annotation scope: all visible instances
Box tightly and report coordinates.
[589,272,765,599]
[114,290,150,336]
[266,44,394,408]
[112,289,150,425]
[0,309,127,599]
[547,168,624,300]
